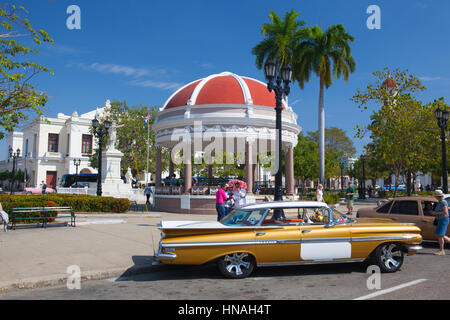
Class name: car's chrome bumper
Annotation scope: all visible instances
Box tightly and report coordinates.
[407,245,423,252]
[155,249,177,260]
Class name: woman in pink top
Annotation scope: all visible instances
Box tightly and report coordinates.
[216,184,229,221]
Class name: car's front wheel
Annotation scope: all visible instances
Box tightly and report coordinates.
[217,252,255,279]
[373,243,404,273]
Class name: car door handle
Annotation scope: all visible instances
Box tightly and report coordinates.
[302,229,312,234]
[256,232,266,236]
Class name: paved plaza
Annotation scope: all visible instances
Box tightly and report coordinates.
[0,201,366,293]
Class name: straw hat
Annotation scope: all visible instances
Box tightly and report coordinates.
[434,190,445,197]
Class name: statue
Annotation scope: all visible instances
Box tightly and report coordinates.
[106,121,124,151]
[125,167,133,185]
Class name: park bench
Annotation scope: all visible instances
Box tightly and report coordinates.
[11,207,76,230]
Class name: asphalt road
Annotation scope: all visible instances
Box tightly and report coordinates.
[1,242,449,300]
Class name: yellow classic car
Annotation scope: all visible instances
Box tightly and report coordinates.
[155,201,423,279]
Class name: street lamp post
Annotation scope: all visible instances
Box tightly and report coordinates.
[92,117,111,196]
[9,147,20,195]
[359,154,366,200]
[339,157,346,191]
[264,60,292,208]
[73,158,81,185]
[435,105,449,193]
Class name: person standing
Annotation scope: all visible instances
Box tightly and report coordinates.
[144,183,153,206]
[41,181,47,195]
[345,183,356,215]
[224,187,234,216]
[233,183,246,209]
[430,190,450,255]
[316,184,324,202]
[216,184,229,221]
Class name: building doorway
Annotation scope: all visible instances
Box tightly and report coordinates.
[46,171,57,189]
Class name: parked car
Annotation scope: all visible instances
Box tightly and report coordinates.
[24,187,56,194]
[380,184,406,191]
[357,196,449,240]
[155,201,422,279]
[70,182,90,188]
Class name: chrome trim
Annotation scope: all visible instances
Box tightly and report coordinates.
[161,241,257,247]
[258,258,366,267]
[161,234,419,248]
[155,251,177,260]
[302,237,351,243]
[407,246,423,252]
[351,235,419,242]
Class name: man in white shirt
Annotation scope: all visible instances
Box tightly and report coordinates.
[233,183,246,209]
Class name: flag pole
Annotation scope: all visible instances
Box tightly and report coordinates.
[146,114,149,184]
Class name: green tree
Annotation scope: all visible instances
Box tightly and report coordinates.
[293,132,318,189]
[252,9,307,70]
[352,68,441,196]
[307,127,356,181]
[293,24,356,185]
[0,4,53,138]
[89,101,166,178]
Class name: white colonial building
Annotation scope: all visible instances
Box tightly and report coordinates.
[0,108,103,189]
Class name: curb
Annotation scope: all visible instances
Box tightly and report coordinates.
[0,260,164,294]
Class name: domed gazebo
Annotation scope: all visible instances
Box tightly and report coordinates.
[152,71,302,214]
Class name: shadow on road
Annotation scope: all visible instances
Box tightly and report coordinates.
[116,255,369,283]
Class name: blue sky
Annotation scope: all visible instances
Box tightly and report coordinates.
[7,0,450,155]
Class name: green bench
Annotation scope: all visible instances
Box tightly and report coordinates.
[11,207,76,230]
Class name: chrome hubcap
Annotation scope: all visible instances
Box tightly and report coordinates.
[380,244,402,270]
[224,253,251,276]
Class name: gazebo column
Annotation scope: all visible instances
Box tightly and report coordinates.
[285,144,295,196]
[245,139,254,195]
[155,145,162,188]
[252,163,257,193]
[208,164,213,186]
[169,150,174,177]
[184,163,192,194]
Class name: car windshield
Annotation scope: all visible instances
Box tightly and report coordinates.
[220,208,266,226]
[332,208,354,224]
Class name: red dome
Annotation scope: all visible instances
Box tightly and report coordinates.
[163,72,286,110]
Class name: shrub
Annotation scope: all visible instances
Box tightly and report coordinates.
[3,200,58,223]
[323,193,340,205]
[0,194,130,222]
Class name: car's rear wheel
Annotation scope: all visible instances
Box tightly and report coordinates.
[373,243,404,273]
[217,252,255,279]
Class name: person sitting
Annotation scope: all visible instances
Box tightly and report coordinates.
[423,202,434,216]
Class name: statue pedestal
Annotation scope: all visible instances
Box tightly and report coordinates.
[100,148,145,202]
[101,148,124,184]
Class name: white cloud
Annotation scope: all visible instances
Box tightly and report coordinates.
[290,98,302,106]
[74,62,180,90]
[130,79,183,90]
[78,62,150,78]
[418,76,441,81]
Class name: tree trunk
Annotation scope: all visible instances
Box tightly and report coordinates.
[318,80,325,185]
[406,170,412,196]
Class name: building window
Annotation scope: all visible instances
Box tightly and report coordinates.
[48,133,59,152]
[82,134,93,155]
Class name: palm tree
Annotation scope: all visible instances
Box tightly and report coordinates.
[252,9,307,71]
[293,24,356,185]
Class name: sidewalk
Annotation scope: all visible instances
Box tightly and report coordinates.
[0,202,376,293]
[0,210,215,293]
